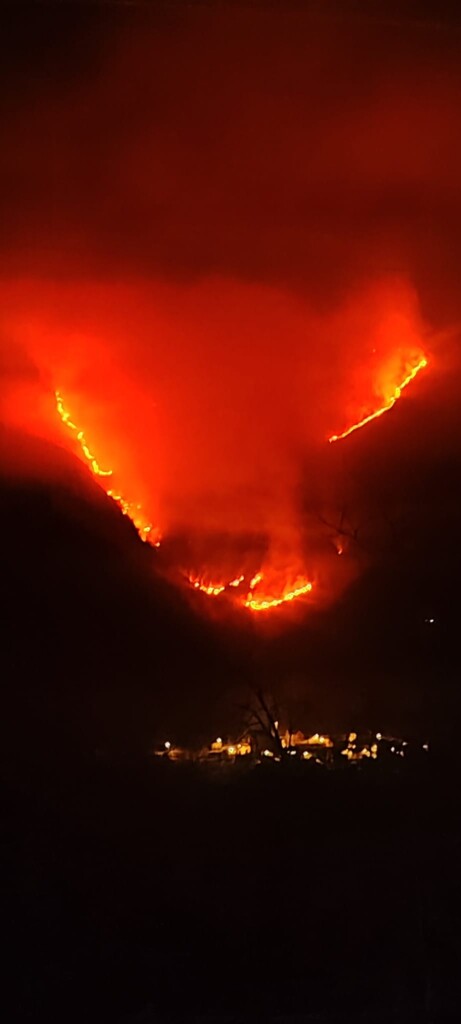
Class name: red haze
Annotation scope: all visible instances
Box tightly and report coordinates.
[1,5,459,616]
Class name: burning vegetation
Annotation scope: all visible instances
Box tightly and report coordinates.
[1,1,449,627]
[55,389,161,548]
[52,336,427,617]
[328,354,428,443]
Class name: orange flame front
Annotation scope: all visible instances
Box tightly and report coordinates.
[243,575,313,612]
[55,390,161,547]
[185,573,247,597]
[328,355,427,443]
[186,574,227,597]
[55,345,429,616]
[185,570,313,612]
[55,390,113,477]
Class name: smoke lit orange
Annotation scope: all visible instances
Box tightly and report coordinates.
[328,355,427,443]
[54,392,315,613]
[54,347,428,616]
[187,573,247,596]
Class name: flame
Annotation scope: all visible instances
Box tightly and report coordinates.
[186,569,313,612]
[55,351,428,614]
[53,391,313,613]
[106,490,161,546]
[187,574,227,596]
[185,572,244,596]
[55,390,113,476]
[328,355,427,443]
[55,390,161,546]
[228,574,245,587]
[243,576,313,612]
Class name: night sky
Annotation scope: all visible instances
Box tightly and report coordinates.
[2,1,461,758]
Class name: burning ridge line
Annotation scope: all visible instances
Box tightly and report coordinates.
[185,571,313,612]
[54,350,429,614]
[54,390,161,546]
[328,355,427,443]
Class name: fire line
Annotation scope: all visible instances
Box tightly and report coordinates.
[186,571,314,612]
[328,356,427,443]
[54,390,161,546]
[53,392,314,613]
[54,349,427,615]
[244,579,313,612]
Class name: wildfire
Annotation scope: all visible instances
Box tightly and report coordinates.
[187,575,227,596]
[55,390,113,476]
[229,575,245,587]
[54,390,161,546]
[328,355,427,443]
[185,569,314,612]
[185,572,245,597]
[243,576,313,612]
[53,392,313,612]
[55,349,429,616]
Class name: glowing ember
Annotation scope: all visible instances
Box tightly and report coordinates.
[55,390,161,546]
[328,355,427,443]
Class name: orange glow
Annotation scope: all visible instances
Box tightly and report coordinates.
[328,355,427,443]
[55,390,161,546]
[53,353,427,615]
[306,733,333,747]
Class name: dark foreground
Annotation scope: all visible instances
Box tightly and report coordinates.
[3,755,461,1023]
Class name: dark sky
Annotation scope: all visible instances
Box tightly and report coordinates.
[1,1,461,752]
